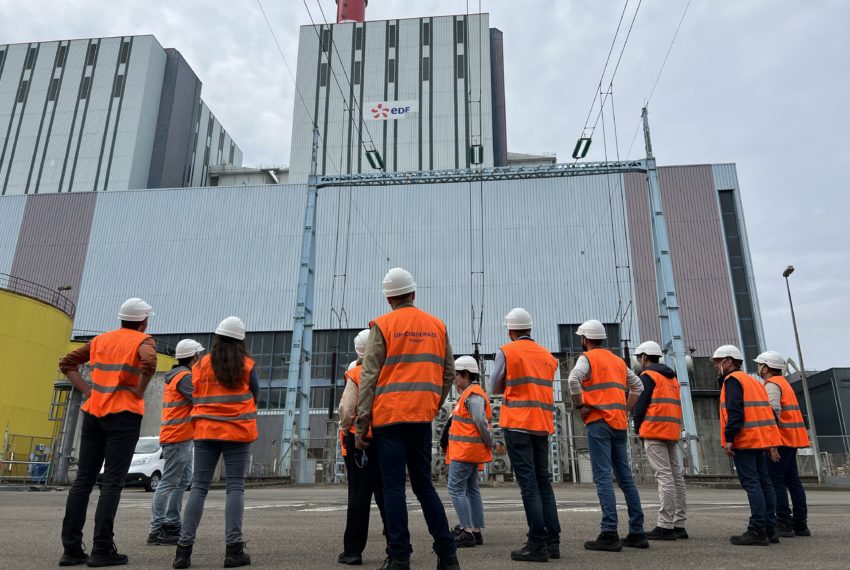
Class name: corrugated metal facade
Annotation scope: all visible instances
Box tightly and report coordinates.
[0,195,26,273]
[625,166,741,356]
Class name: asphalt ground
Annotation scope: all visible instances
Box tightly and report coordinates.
[2,484,848,569]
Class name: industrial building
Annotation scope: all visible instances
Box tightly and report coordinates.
[0,35,242,195]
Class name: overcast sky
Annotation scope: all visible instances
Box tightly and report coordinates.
[3,1,848,369]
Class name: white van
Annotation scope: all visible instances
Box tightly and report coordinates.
[98,436,165,492]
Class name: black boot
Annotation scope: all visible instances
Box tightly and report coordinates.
[436,555,461,570]
[794,523,811,537]
[766,527,780,544]
[224,542,251,568]
[622,532,649,549]
[547,543,560,560]
[730,528,769,546]
[377,557,410,570]
[86,543,128,567]
[455,529,476,548]
[148,528,179,546]
[172,544,192,569]
[59,546,89,567]
[776,521,794,538]
[472,531,483,546]
[337,552,363,565]
[510,542,549,562]
[646,526,677,541]
[584,532,622,552]
[674,527,689,539]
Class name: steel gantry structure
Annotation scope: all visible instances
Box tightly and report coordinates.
[279,110,701,482]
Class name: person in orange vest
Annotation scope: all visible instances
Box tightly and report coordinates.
[489,308,561,562]
[337,329,387,565]
[755,350,811,538]
[355,267,459,570]
[713,344,782,546]
[446,355,493,549]
[568,319,647,552]
[173,317,259,569]
[58,297,157,567]
[148,339,205,545]
[631,341,688,541]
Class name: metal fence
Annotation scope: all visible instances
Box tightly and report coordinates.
[0,272,76,317]
[0,432,55,485]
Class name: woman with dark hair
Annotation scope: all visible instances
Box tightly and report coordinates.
[173,317,259,569]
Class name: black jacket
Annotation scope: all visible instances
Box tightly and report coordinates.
[632,363,677,433]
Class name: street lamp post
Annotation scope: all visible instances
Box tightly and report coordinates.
[782,265,824,484]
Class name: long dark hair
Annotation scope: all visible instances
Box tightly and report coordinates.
[210,335,250,389]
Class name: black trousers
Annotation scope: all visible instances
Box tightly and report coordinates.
[61,411,142,552]
[342,432,386,556]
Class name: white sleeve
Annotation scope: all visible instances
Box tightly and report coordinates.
[567,355,590,395]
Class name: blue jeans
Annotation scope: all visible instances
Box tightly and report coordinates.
[179,440,250,546]
[767,446,807,526]
[586,420,644,534]
[373,423,455,560]
[150,440,193,532]
[447,461,485,530]
[734,449,777,532]
[504,429,561,546]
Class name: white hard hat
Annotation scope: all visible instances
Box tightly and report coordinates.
[634,340,663,357]
[754,351,785,370]
[504,308,532,330]
[576,319,606,340]
[175,339,205,359]
[215,316,246,341]
[347,360,358,372]
[118,298,154,322]
[712,344,743,361]
[454,355,480,374]
[382,267,416,297]
[354,329,370,357]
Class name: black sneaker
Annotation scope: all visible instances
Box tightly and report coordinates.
[730,529,769,546]
[337,552,363,565]
[455,530,476,548]
[646,526,677,541]
[794,524,811,537]
[59,550,89,566]
[472,531,483,546]
[766,527,780,544]
[223,542,251,568]
[451,525,463,537]
[172,544,192,569]
[584,532,622,552]
[436,555,461,570]
[510,542,549,562]
[86,543,128,567]
[674,527,689,539]
[547,543,560,560]
[148,528,179,546]
[622,533,649,549]
[377,558,410,570]
[776,522,794,538]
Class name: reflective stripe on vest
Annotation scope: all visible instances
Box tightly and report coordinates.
[719,371,781,449]
[160,368,194,443]
[499,340,557,434]
[765,376,810,448]
[582,349,629,430]
[370,307,447,427]
[191,354,258,443]
[82,328,150,418]
[447,383,492,464]
[638,369,683,442]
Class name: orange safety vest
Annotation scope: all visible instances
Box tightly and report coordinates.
[638,369,683,442]
[191,354,258,443]
[339,430,347,458]
[160,368,194,444]
[499,339,558,434]
[764,376,810,448]
[345,364,372,438]
[370,306,447,428]
[582,349,629,430]
[83,328,151,417]
[720,370,781,450]
[448,383,493,464]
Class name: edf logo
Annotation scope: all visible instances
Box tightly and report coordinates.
[368,101,415,120]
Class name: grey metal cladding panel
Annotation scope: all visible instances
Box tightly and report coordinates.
[711,163,738,190]
[74,184,307,334]
[0,196,27,273]
[0,46,27,193]
[9,191,96,304]
[624,171,660,345]
[289,27,321,182]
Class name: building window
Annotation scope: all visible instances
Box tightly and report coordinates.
[56,45,67,67]
[119,41,130,64]
[457,54,465,79]
[388,24,397,48]
[423,22,431,46]
[456,19,465,43]
[388,58,396,83]
[355,27,364,50]
[229,142,235,164]
[78,76,91,99]
[207,115,214,134]
[209,175,219,186]
[422,57,430,81]
[321,28,331,52]
[558,323,622,356]
[353,60,362,85]
[24,47,37,69]
[86,43,98,66]
[16,80,29,103]
[112,75,124,98]
[319,62,329,87]
[48,78,61,101]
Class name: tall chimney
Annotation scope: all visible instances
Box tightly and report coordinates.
[336,0,368,23]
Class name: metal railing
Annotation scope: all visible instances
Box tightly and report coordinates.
[0,272,75,317]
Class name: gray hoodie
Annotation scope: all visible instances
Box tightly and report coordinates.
[164,365,194,403]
